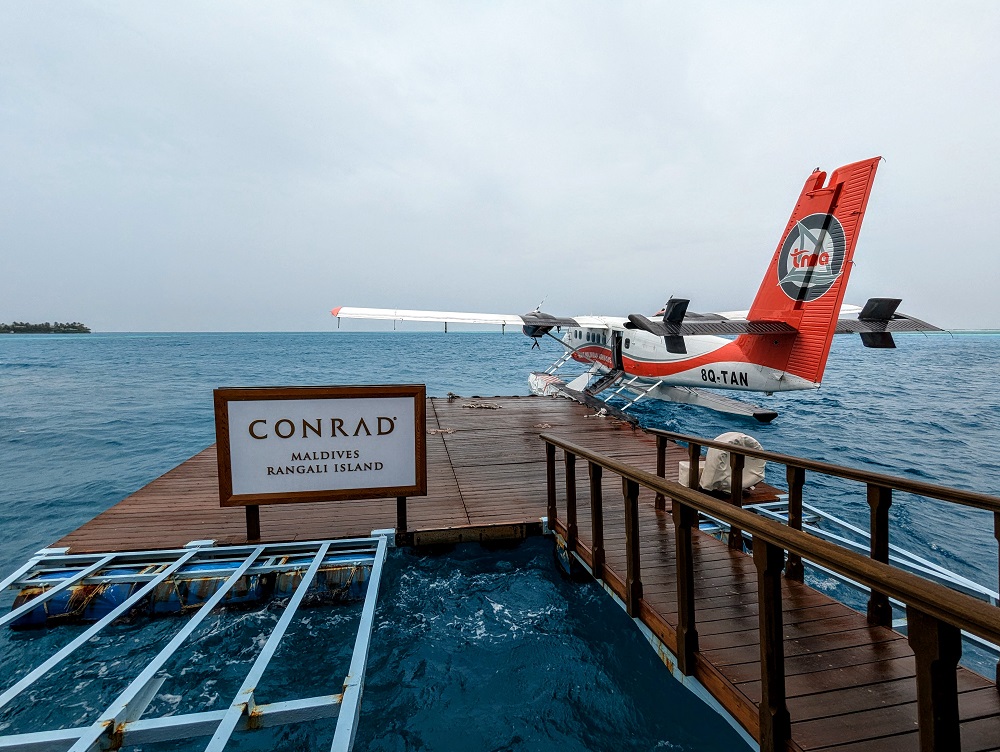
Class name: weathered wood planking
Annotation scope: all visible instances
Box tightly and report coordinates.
[51,394,1000,750]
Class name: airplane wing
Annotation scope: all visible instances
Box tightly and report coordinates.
[331,306,611,330]
[331,307,526,326]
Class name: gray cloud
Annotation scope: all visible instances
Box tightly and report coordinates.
[2,1,997,331]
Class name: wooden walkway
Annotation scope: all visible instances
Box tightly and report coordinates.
[52,396,1000,751]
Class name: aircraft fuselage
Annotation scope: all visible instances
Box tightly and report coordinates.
[561,321,818,394]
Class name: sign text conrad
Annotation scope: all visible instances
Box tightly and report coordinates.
[247,416,397,440]
[244,415,398,477]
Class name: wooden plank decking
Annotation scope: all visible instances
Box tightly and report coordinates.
[52,395,1000,751]
[55,395,664,551]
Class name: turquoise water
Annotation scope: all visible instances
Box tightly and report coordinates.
[1,331,998,749]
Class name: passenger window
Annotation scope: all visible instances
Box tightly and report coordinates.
[625,338,630,348]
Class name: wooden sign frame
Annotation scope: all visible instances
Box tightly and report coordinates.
[214,384,427,508]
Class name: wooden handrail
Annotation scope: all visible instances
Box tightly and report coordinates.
[539,433,1000,649]
[646,427,1000,515]
[541,431,999,752]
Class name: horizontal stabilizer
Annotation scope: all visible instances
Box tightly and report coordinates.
[625,297,937,351]
[835,318,940,333]
[834,297,942,346]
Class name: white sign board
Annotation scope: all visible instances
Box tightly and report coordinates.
[214,385,426,506]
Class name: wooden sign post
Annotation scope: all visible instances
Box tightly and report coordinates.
[214,385,427,540]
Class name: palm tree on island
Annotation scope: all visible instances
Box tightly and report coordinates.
[0,321,91,334]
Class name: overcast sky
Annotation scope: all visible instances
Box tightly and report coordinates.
[2,2,998,331]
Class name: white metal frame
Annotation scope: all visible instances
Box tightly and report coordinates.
[744,500,999,605]
[0,536,389,752]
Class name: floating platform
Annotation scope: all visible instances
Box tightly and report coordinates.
[20,395,1000,750]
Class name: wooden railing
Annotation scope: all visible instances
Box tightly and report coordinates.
[648,428,1000,622]
[541,433,1000,752]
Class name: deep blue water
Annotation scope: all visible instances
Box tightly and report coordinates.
[1,331,998,749]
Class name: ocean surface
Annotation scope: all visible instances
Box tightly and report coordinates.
[1,331,999,749]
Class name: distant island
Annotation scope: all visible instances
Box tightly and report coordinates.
[0,321,91,334]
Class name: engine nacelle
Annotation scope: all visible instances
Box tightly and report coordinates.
[522,324,554,338]
[521,311,567,339]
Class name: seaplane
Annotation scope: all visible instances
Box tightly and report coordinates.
[332,157,940,422]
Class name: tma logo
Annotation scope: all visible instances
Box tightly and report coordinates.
[777,213,846,302]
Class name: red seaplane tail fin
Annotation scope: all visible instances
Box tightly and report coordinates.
[740,157,881,386]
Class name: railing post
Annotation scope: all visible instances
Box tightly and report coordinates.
[565,451,578,552]
[785,467,805,581]
[867,483,893,626]
[622,478,643,617]
[245,506,261,541]
[546,441,557,530]
[907,605,962,752]
[589,462,605,581]
[673,498,699,675]
[995,511,1000,688]
[728,452,745,551]
[396,496,408,535]
[754,538,790,752]
[687,442,701,490]
[655,435,667,511]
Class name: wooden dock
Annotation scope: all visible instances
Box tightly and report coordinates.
[55,395,674,551]
[52,395,1000,751]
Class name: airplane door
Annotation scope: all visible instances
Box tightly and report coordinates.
[611,331,624,370]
